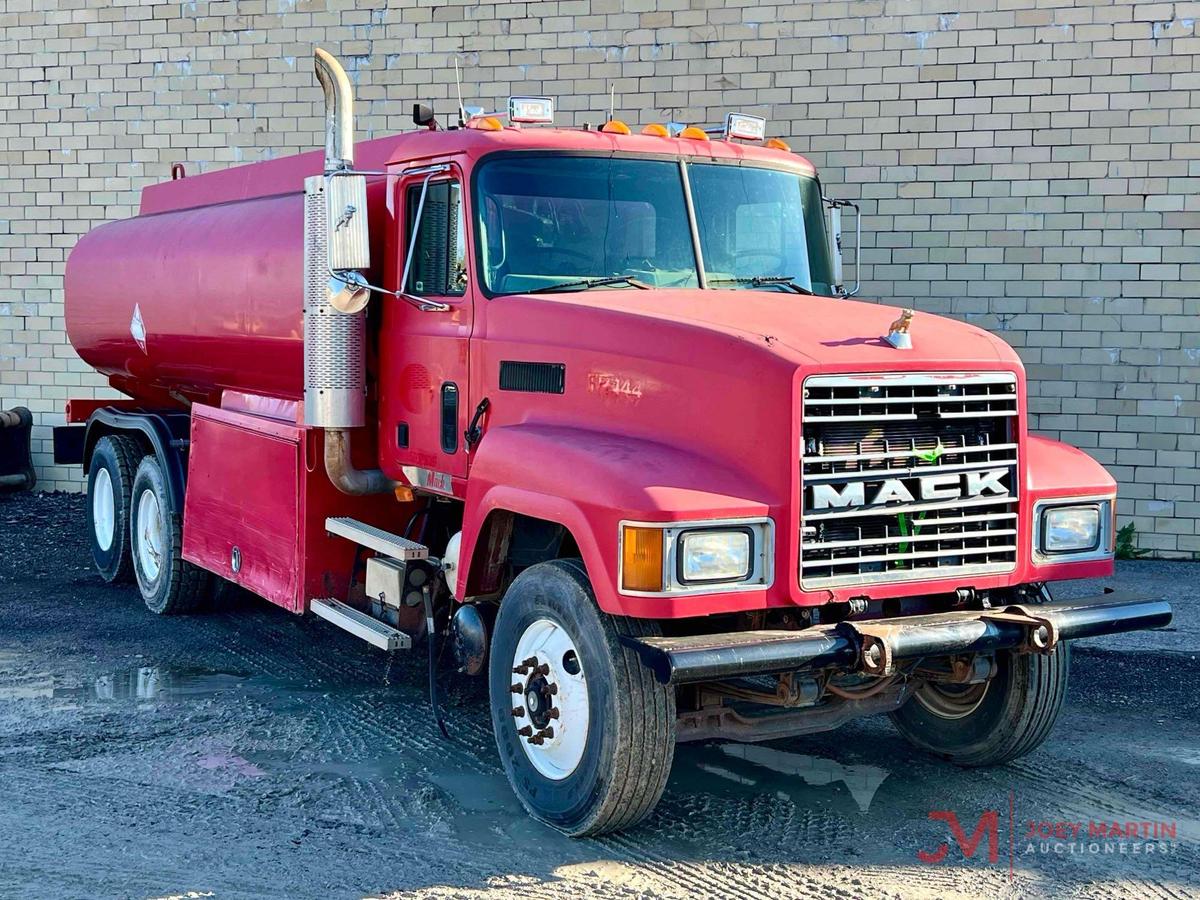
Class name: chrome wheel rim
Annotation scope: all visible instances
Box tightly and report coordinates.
[92,468,115,552]
[511,618,588,780]
[135,488,165,583]
[915,680,990,720]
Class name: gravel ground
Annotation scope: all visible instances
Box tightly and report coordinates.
[0,490,1197,900]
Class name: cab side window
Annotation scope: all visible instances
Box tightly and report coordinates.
[405,180,467,296]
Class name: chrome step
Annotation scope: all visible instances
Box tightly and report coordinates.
[325,517,429,560]
[310,598,411,651]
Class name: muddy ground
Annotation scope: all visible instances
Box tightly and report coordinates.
[0,491,1197,900]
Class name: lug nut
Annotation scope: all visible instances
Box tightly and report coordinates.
[511,706,525,717]
[512,664,530,675]
[533,663,550,676]
[547,683,558,695]
[529,735,544,745]
[539,726,554,739]
[510,683,523,694]
[521,656,538,668]
[547,707,560,719]
[517,725,533,737]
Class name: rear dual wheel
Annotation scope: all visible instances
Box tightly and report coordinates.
[489,560,676,837]
[87,440,209,614]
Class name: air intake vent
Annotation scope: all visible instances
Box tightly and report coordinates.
[500,361,566,394]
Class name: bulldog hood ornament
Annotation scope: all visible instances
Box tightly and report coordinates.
[885,308,914,349]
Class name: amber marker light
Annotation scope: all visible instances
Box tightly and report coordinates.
[622,525,665,592]
[766,137,792,151]
[601,120,631,134]
[641,123,669,136]
[679,126,710,141]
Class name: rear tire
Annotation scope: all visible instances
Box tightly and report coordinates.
[87,435,142,583]
[890,644,1070,766]
[130,455,210,615]
[489,559,676,836]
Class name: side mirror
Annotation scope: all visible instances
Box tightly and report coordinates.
[412,103,436,128]
[824,197,860,296]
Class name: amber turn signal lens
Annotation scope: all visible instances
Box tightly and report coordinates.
[622,526,664,592]
[766,137,791,151]
[601,120,631,134]
[469,116,503,131]
[679,126,710,141]
[641,123,669,137]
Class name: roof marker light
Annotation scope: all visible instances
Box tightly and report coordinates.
[679,126,710,141]
[766,137,792,151]
[641,123,669,136]
[468,115,503,131]
[507,96,554,124]
[601,120,631,134]
[725,113,767,142]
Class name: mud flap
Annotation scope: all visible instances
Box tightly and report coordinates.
[0,407,35,492]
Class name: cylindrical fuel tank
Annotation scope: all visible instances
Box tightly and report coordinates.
[65,191,306,405]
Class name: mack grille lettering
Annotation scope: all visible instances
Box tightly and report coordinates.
[801,373,1020,589]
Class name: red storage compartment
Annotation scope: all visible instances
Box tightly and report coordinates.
[182,400,405,613]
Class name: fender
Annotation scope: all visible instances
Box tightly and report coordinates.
[1022,434,1117,580]
[460,423,781,617]
[84,408,192,514]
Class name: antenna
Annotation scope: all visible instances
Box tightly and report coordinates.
[454,58,466,125]
[609,83,615,122]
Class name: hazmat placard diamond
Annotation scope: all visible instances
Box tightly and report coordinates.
[130,303,147,354]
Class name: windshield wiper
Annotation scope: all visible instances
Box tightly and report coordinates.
[525,275,651,294]
[709,275,814,295]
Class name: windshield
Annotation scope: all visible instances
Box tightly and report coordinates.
[476,156,699,295]
[689,163,835,295]
[474,154,834,296]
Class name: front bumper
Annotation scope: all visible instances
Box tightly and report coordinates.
[623,592,1172,685]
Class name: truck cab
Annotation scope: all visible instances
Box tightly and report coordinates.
[62,49,1171,838]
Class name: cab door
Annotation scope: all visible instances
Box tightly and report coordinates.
[378,161,474,490]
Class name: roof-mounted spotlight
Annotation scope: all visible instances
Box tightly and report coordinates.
[508,96,554,124]
[724,113,767,142]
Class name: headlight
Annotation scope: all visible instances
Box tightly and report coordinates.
[620,519,773,594]
[678,529,752,583]
[1038,502,1104,554]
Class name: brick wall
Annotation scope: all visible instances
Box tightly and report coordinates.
[1,0,1197,555]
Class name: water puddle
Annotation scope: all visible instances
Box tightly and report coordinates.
[673,742,891,814]
[0,665,248,703]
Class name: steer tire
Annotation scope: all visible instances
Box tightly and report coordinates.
[489,559,676,837]
[890,644,1070,767]
[130,455,210,615]
[87,435,142,584]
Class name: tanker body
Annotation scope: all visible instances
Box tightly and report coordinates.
[57,48,1171,839]
[65,139,403,408]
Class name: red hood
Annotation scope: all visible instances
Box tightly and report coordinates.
[528,288,1019,372]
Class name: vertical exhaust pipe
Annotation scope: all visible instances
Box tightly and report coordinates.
[314,47,355,172]
[306,48,396,496]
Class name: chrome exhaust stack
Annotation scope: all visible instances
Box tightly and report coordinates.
[314,47,355,172]
[304,48,394,495]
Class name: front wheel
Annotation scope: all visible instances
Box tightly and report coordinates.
[489,559,676,836]
[890,644,1070,766]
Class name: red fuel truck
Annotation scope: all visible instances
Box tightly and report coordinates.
[60,49,1170,835]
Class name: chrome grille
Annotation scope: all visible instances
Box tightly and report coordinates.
[801,372,1019,590]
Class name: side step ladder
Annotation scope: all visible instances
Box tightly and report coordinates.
[310,598,411,651]
[312,517,430,650]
